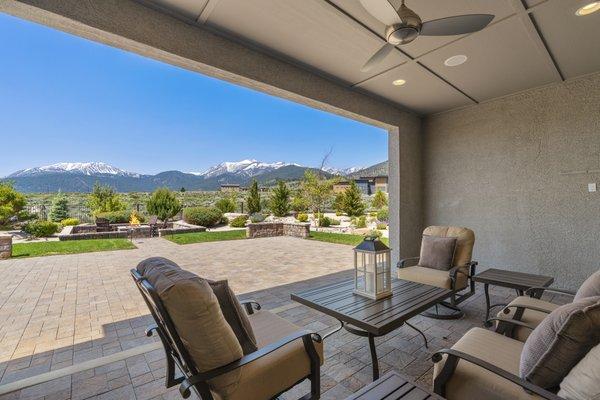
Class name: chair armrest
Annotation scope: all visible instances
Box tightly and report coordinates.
[501,304,553,315]
[239,299,261,315]
[525,286,576,298]
[179,330,320,397]
[432,349,563,400]
[449,261,477,278]
[145,324,158,337]
[486,317,537,331]
[397,257,420,268]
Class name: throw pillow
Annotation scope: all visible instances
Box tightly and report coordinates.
[574,270,600,301]
[418,235,457,271]
[558,343,600,400]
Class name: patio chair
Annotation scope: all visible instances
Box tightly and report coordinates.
[131,258,322,400]
[148,215,159,237]
[432,295,600,400]
[495,269,600,341]
[397,226,477,319]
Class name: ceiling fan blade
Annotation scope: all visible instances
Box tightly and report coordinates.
[361,43,395,72]
[420,14,494,36]
[359,0,401,26]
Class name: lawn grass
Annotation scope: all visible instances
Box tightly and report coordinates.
[165,229,247,245]
[308,231,389,247]
[11,238,136,258]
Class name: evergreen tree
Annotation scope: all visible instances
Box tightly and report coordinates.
[371,189,388,209]
[300,170,335,227]
[342,181,366,217]
[49,192,69,222]
[246,180,261,214]
[88,183,125,215]
[146,188,182,228]
[333,192,345,214]
[269,181,291,217]
[180,187,186,192]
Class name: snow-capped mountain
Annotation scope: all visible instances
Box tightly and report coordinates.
[323,166,364,176]
[8,162,139,178]
[191,159,297,178]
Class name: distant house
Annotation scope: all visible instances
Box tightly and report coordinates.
[333,181,350,193]
[220,184,240,192]
[333,176,388,195]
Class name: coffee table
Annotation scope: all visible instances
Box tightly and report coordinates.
[291,279,452,380]
[472,268,554,324]
[345,371,444,400]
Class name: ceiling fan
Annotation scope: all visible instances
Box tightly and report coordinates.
[359,0,494,72]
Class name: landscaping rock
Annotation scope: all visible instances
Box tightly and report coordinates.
[0,235,12,259]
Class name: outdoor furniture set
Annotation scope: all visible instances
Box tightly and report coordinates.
[131,226,600,400]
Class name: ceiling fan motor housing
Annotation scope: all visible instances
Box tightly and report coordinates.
[386,3,422,45]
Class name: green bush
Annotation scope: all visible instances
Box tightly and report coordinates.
[23,220,60,237]
[296,213,308,222]
[183,207,223,227]
[88,183,125,215]
[376,207,389,222]
[319,216,331,227]
[335,211,344,216]
[376,222,387,230]
[0,182,26,226]
[215,198,236,213]
[330,218,341,226]
[17,210,36,221]
[147,188,182,226]
[364,229,382,239]
[61,218,80,226]
[353,215,367,228]
[369,211,378,217]
[249,212,265,223]
[313,212,324,220]
[291,196,309,212]
[229,215,248,228]
[96,210,146,224]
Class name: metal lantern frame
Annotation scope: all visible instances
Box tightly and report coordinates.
[353,236,392,300]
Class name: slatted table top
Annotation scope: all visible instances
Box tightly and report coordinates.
[291,279,451,336]
[472,268,554,290]
[345,371,444,400]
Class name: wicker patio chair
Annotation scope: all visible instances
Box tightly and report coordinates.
[131,260,322,400]
[397,226,477,319]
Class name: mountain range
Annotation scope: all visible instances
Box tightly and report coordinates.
[4,160,386,193]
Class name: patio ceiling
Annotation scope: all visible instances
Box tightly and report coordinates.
[140,0,600,115]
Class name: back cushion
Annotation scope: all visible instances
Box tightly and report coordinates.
[419,235,457,271]
[558,343,600,400]
[136,258,243,393]
[423,226,474,268]
[520,296,600,389]
[574,270,600,301]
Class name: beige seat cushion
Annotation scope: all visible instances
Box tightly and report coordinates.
[213,310,323,400]
[558,343,600,400]
[397,265,467,290]
[497,296,559,342]
[434,328,542,400]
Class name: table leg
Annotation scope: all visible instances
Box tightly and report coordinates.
[484,283,491,327]
[405,321,428,348]
[368,334,379,381]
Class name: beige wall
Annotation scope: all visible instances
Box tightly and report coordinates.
[422,72,600,289]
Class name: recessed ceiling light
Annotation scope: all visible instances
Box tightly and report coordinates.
[392,79,406,86]
[576,2,600,15]
[444,54,468,67]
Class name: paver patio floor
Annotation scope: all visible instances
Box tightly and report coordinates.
[0,236,565,399]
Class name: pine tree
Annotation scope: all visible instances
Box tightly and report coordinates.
[269,181,291,217]
[146,188,182,228]
[371,189,388,209]
[49,192,69,222]
[333,192,345,214]
[246,180,261,214]
[342,181,366,217]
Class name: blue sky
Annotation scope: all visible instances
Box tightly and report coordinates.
[0,13,387,177]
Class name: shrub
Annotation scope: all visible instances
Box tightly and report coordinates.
[61,218,80,226]
[319,216,331,227]
[24,220,60,237]
[246,180,261,214]
[229,215,248,228]
[17,210,36,221]
[96,210,146,224]
[291,196,309,212]
[335,211,344,216]
[333,192,345,215]
[376,222,387,230]
[269,181,291,217]
[249,212,265,223]
[342,181,366,217]
[183,207,223,227]
[147,188,182,227]
[369,211,378,217]
[296,213,308,222]
[376,207,389,222]
[0,182,26,226]
[363,229,382,239]
[371,189,388,209]
[330,218,341,226]
[313,212,324,220]
[215,198,236,213]
[353,215,367,228]
[88,183,125,215]
[49,192,69,222]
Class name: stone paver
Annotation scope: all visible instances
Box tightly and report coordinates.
[0,237,569,399]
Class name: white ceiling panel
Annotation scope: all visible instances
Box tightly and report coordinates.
[330,0,514,58]
[418,17,559,101]
[356,62,472,114]
[202,0,408,84]
[529,0,600,78]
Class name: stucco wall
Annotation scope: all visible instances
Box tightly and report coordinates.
[422,72,600,289]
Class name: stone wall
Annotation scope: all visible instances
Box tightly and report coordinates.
[59,231,128,241]
[0,235,12,259]
[246,222,310,239]
[159,226,206,236]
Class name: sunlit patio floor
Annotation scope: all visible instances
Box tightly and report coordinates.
[0,236,564,399]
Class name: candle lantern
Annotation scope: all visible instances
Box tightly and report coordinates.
[353,236,392,300]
